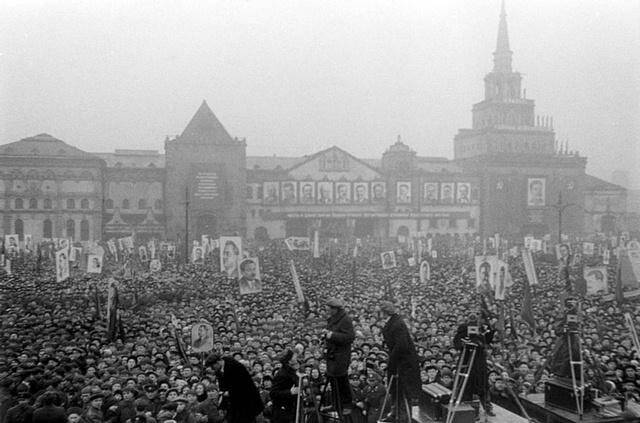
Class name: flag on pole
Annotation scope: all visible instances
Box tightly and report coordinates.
[290,260,305,303]
[616,258,625,305]
[313,231,320,259]
[521,249,539,286]
[107,281,119,341]
[521,278,536,330]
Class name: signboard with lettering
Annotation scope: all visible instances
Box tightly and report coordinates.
[190,165,222,208]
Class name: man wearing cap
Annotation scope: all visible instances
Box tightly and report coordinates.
[205,353,264,423]
[323,297,355,414]
[379,300,421,422]
[270,349,301,423]
[82,392,104,423]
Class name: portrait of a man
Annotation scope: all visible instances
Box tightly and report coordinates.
[584,267,608,295]
[423,183,438,203]
[456,183,471,204]
[380,251,396,269]
[238,258,262,295]
[5,235,18,255]
[191,323,214,352]
[192,246,204,264]
[220,237,242,278]
[56,249,69,282]
[396,182,411,204]
[317,182,333,204]
[281,181,297,205]
[353,182,368,203]
[440,183,454,204]
[371,182,386,202]
[556,243,571,264]
[263,182,279,205]
[527,178,546,207]
[300,182,315,204]
[87,254,103,274]
[335,183,351,204]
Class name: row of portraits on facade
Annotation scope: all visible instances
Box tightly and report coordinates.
[247,181,478,205]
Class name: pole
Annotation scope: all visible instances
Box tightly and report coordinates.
[558,192,563,243]
[185,187,190,261]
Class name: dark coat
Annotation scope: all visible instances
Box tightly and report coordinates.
[381,313,421,399]
[325,309,355,377]
[32,405,67,423]
[270,364,299,422]
[6,402,34,423]
[217,357,264,423]
[453,323,494,399]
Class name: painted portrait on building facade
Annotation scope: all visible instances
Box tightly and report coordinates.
[423,182,438,203]
[396,182,412,204]
[456,183,471,204]
[299,182,315,204]
[440,183,455,204]
[317,181,334,204]
[353,182,369,204]
[263,182,279,205]
[371,182,386,203]
[335,182,351,204]
[280,181,297,205]
[527,178,546,207]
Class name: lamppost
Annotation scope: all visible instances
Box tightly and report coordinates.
[550,191,576,243]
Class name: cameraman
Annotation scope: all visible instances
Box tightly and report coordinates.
[452,312,495,416]
[323,297,355,414]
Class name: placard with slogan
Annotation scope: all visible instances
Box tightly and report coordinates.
[190,165,222,208]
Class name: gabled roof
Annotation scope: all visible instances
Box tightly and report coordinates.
[246,155,305,171]
[285,145,381,174]
[0,133,99,160]
[584,174,626,192]
[178,100,235,144]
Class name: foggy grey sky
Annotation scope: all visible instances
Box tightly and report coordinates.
[1,0,638,187]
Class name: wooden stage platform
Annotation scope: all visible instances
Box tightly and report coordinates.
[517,393,634,423]
[413,403,530,423]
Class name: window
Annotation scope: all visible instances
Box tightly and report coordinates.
[43,219,52,238]
[154,199,162,210]
[29,198,37,209]
[467,218,476,229]
[138,199,147,209]
[15,198,23,209]
[67,199,75,209]
[80,219,90,241]
[449,218,458,229]
[122,199,130,209]
[105,199,114,209]
[66,219,75,239]
[80,199,89,209]
[44,198,52,209]
[15,219,24,238]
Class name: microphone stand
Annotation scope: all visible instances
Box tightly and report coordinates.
[295,372,304,423]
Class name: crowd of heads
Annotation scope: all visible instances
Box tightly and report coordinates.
[1,234,639,422]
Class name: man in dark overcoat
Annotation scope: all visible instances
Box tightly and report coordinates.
[452,313,495,416]
[270,349,301,423]
[205,353,264,423]
[379,300,421,422]
[324,297,355,413]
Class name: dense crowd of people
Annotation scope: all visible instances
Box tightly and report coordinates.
[0,234,639,423]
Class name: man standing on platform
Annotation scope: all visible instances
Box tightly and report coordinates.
[379,300,421,422]
[323,297,355,414]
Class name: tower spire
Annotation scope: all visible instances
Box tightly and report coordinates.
[493,0,512,72]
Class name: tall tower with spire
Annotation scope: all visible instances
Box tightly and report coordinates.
[454,2,586,238]
[454,1,555,159]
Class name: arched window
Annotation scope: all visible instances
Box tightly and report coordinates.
[80,219,90,241]
[15,198,23,209]
[105,198,114,209]
[122,199,130,209]
[44,198,52,209]
[29,198,38,209]
[43,219,52,238]
[15,219,24,238]
[66,219,75,239]
[80,198,89,209]
[154,199,162,210]
[67,199,75,209]
[138,199,147,209]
